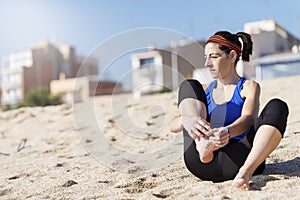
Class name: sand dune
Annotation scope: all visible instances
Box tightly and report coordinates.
[0,76,299,199]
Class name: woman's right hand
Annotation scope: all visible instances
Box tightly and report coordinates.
[208,127,230,148]
[180,116,212,139]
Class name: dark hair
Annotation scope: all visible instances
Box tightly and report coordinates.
[213,31,253,64]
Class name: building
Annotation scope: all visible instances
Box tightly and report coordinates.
[242,19,300,79]
[50,75,90,103]
[50,73,123,104]
[131,40,206,97]
[255,50,300,80]
[0,41,98,105]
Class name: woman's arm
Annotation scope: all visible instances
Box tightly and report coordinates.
[227,80,260,138]
[169,98,211,139]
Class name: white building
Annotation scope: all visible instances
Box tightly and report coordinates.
[242,19,300,80]
[0,41,98,105]
[255,51,300,80]
[1,51,33,105]
[131,41,206,97]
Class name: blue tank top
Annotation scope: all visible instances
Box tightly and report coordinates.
[205,77,249,140]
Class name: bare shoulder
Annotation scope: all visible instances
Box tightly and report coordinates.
[244,80,260,89]
[202,83,208,90]
[241,80,261,98]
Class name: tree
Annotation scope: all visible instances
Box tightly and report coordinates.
[24,87,62,107]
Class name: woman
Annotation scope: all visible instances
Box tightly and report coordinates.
[169,31,289,190]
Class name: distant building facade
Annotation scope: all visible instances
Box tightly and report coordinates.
[0,41,98,105]
[255,51,300,80]
[50,74,123,104]
[242,19,300,80]
[131,41,206,97]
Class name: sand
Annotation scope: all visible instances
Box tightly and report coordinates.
[0,76,299,199]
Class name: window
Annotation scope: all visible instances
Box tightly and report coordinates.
[140,57,155,69]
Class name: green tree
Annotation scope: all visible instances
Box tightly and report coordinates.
[24,87,62,107]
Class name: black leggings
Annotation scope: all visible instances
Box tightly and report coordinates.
[179,80,289,182]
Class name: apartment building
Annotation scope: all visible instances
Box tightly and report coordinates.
[0,41,98,105]
[50,73,123,104]
[131,40,206,97]
[243,19,300,80]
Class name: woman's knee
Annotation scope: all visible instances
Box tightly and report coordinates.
[266,98,289,117]
[178,79,206,105]
[258,98,289,136]
[179,79,202,94]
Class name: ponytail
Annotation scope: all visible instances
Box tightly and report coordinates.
[236,32,253,62]
[209,31,253,64]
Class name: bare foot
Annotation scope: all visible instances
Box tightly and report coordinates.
[232,168,252,191]
[195,137,214,163]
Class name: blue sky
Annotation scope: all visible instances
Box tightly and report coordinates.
[1,0,300,87]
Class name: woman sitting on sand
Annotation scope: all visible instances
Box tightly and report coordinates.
[169,31,289,190]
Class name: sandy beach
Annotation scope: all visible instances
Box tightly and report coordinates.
[0,76,299,199]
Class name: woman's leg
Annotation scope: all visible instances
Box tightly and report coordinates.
[179,80,225,181]
[180,97,214,162]
[232,99,289,190]
[178,80,214,163]
[178,79,208,118]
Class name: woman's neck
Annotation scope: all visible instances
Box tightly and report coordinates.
[217,73,240,89]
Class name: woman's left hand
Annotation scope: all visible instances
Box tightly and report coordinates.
[208,127,230,147]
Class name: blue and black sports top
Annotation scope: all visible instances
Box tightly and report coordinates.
[205,77,249,140]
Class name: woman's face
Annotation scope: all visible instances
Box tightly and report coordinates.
[204,42,233,79]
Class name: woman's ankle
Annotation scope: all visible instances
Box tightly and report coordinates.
[200,152,214,163]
